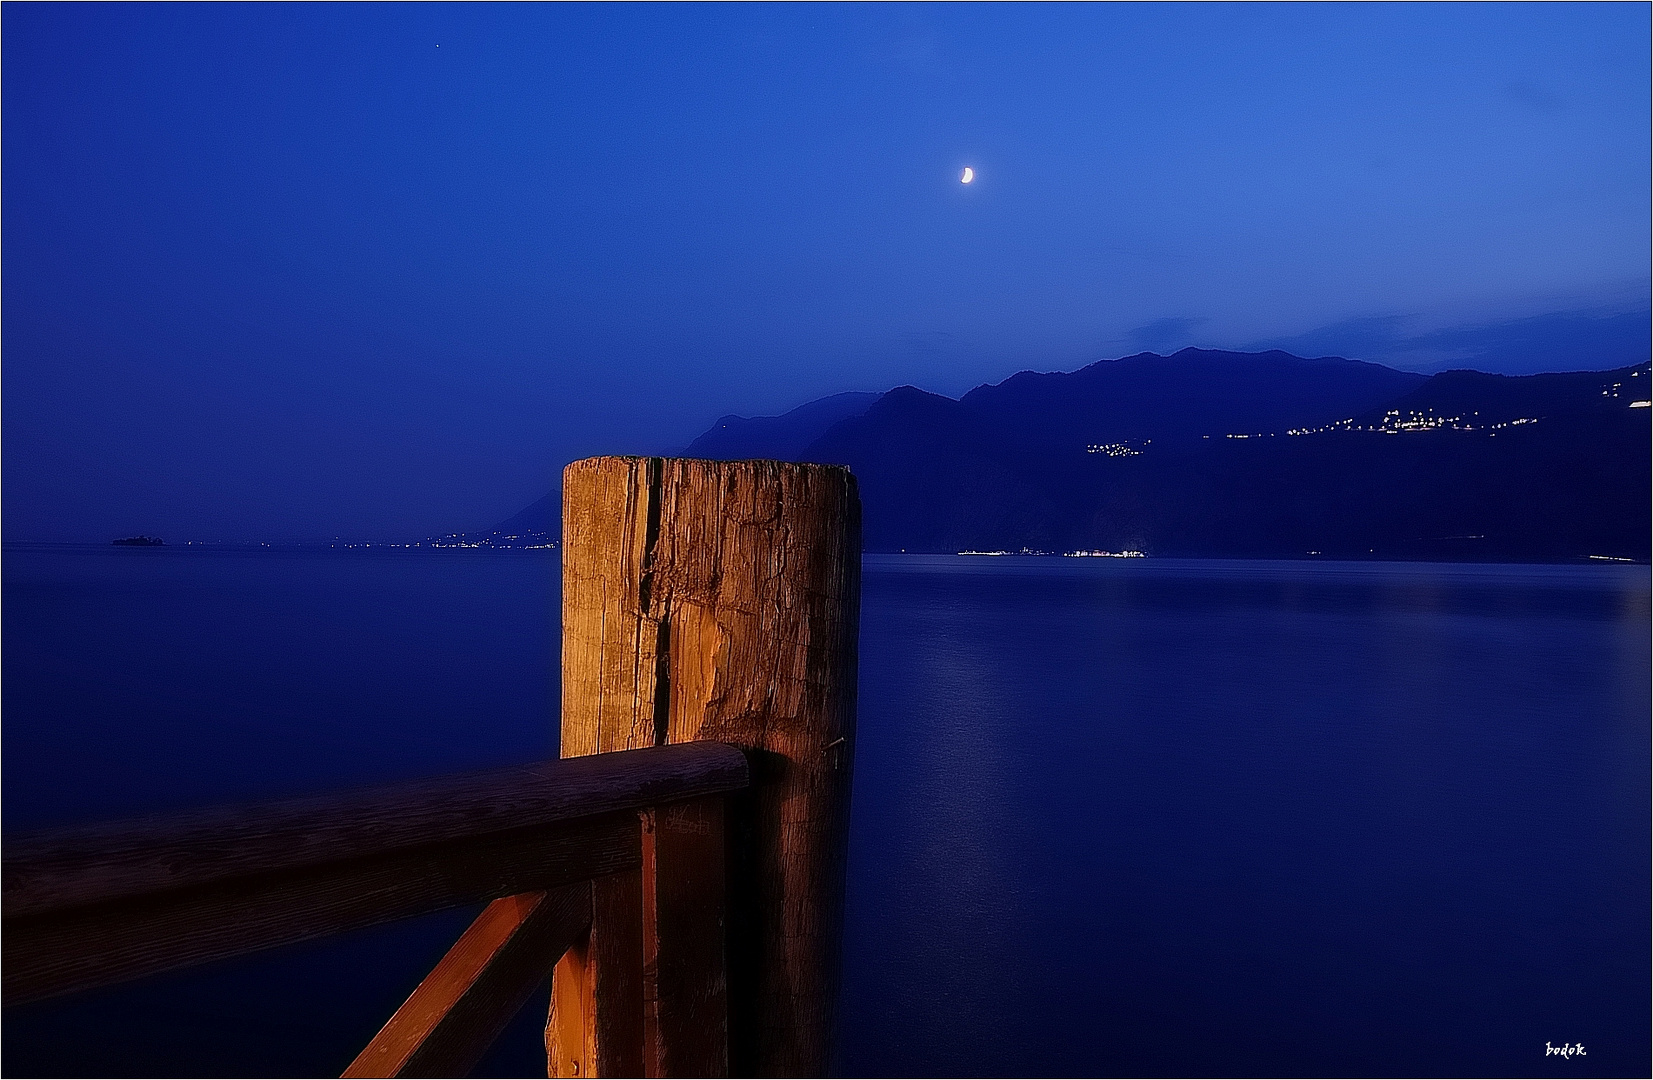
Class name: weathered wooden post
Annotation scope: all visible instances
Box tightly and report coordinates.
[547,457,862,1078]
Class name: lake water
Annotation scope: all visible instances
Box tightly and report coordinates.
[4,546,1648,1077]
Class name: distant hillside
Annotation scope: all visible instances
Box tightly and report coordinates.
[422,487,560,550]
[492,490,558,535]
[1343,365,1648,429]
[488,351,1650,562]
[800,361,1649,560]
[684,349,1425,458]
[684,391,882,460]
[957,348,1426,447]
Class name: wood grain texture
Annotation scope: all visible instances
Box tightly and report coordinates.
[547,869,648,1079]
[4,743,747,920]
[344,886,592,1079]
[642,798,728,1078]
[557,457,861,1076]
[589,870,648,1078]
[546,920,594,1078]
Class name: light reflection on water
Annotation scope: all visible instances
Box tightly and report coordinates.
[839,556,1649,1078]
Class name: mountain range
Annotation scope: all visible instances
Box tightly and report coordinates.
[482,348,1651,561]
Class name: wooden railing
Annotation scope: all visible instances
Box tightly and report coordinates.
[4,743,748,1075]
[2,457,862,1077]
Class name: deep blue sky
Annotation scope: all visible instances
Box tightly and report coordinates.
[6,4,1648,541]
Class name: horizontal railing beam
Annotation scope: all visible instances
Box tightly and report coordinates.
[2,743,748,1005]
[5,813,636,1006]
[5,742,748,918]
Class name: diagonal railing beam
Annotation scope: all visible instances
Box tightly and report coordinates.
[344,886,593,1079]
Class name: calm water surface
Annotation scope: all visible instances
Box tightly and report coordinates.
[4,546,1647,1077]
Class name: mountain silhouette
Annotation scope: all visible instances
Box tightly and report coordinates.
[491,490,558,536]
[684,391,882,460]
[956,348,1426,446]
[493,350,1650,561]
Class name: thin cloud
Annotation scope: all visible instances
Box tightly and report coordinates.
[1126,316,1206,354]
[1249,306,1651,375]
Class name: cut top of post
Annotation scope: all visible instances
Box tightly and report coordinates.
[560,456,861,758]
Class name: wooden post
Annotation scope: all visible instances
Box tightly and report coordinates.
[549,457,861,1077]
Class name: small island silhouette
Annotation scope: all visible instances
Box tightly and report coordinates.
[111,536,165,546]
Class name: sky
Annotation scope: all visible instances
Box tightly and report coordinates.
[5,4,1648,541]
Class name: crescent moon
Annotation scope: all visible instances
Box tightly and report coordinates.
[960,167,974,184]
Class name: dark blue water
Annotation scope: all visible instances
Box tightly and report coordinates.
[5,546,1648,1077]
